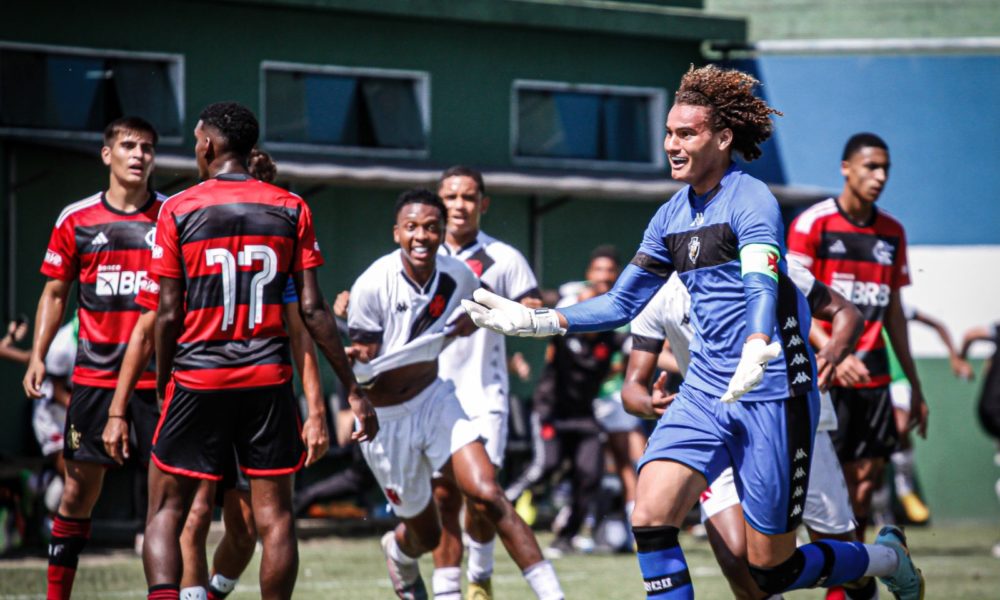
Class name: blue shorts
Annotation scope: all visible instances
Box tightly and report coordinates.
[638,384,819,535]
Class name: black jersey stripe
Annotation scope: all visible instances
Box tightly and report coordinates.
[184,272,290,310]
[662,222,738,274]
[816,231,902,265]
[76,221,156,254]
[408,272,457,342]
[174,336,291,371]
[174,203,299,245]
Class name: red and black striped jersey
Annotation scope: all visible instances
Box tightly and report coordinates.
[40,191,164,389]
[149,174,323,391]
[787,198,910,388]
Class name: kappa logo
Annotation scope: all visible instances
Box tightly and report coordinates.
[793,467,807,480]
[91,232,109,247]
[791,372,812,386]
[44,250,63,267]
[828,239,847,254]
[783,316,798,330]
[688,236,701,264]
[793,486,804,499]
[690,212,705,227]
[872,240,895,265]
[790,504,803,517]
[790,353,809,366]
[794,448,808,461]
[395,301,408,313]
[787,334,804,347]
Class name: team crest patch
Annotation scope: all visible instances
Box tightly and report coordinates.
[68,424,81,450]
[428,294,446,318]
[688,236,701,264]
[384,487,402,506]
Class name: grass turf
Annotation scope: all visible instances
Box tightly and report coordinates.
[1,525,998,598]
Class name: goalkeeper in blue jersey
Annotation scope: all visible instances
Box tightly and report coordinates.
[463,65,924,600]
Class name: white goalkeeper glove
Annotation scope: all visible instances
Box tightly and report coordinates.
[720,338,782,403]
[461,288,566,338]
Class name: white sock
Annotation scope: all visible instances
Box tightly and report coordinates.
[432,567,462,599]
[179,587,207,600]
[862,544,900,577]
[388,535,418,565]
[871,486,891,517]
[891,449,915,496]
[467,537,496,583]
[523,560,563,600]
[208,573,239,595]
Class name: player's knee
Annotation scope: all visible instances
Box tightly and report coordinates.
[434,482,463,515]
[464,480,506,521]
[408,521,443,554]
[747,550,805,595]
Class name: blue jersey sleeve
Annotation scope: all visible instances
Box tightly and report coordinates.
[730,179,783,251]
[282,278,299,304]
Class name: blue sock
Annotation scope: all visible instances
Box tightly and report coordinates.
[786,541,871,590]
[633,526,693,598]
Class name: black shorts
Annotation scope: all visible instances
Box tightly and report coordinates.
[215,447,251,508]
[829,385,898,462]
[63,384,158,466]
[151,381,305,481]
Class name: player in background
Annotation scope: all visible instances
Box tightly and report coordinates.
[622,263,865,599]
[787,133,928,544]
[102,150,329,600]
[958,322,1000,559]
[870,306,972,526]
[348,189,562,600]
[464,65,923,599]
[143,102,375,600]
[21,116,163,600]
[433,166,545,600]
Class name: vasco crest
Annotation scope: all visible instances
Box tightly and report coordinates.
[688,236,701,264]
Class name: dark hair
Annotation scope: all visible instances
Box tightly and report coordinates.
[674,64,782,162]
[198,102,259,159]
[589,244,620,266]
[248,148,277,183]
[103,116,158,146]
[841,132,889,161]
[395,188,446,221]
[439,165,486,195]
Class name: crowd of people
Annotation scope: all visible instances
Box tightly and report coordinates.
[1,62,998,600]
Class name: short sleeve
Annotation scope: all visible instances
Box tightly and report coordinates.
[347,269,385,344]
[135,272,160,311]
[893,228,911,289]
[294,201,324,272]
[150,205,183,279]
[630,290,667,342]
[731,184,782,250]
[500,248,539,301]
[786,213,818,270]
[785,255,817,298]
[40,219,78,281]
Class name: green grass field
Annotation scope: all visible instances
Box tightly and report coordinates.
[2,525,998,598]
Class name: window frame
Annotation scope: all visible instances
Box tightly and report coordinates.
[259,60,431,159]
[510,79,667,172]
[0,41,185,144]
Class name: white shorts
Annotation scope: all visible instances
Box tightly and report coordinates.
[890,380,912,412]
[33,392,66,457]
[471,411,508,468]
[594,391,643,434]
[360,378,481,518]
[698,432,855,535]
[802,430,856,535]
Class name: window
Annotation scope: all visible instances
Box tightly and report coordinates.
[512,80,666,171]
[0,42,184,142]
[261,61,429,157]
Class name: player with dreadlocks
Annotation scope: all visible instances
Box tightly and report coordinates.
[463,65,924,599]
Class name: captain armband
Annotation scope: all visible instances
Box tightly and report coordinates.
[740,244,780,282]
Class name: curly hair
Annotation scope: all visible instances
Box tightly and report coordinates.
[674,65,782,162]
[199,101,259,159]
[248,148,277,183]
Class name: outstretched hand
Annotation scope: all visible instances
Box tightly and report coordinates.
[462,288,565,338]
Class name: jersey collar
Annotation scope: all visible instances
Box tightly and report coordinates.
[100,190,158,216]
[834,197,879,228]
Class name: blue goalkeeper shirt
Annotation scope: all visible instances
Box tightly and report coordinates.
[562,166,816,401]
